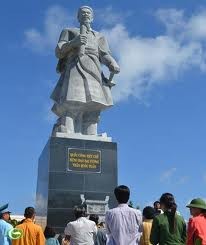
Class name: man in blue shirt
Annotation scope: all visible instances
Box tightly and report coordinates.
[0,204,13,245]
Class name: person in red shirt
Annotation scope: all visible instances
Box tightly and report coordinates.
[186,198,206,245]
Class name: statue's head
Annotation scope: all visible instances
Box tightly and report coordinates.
[77,6,94,24]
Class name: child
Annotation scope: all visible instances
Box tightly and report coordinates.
[141,206,155,245]
[44,226,60,245]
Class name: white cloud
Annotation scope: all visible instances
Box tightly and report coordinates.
[156,8,206,42]
[24,5,74,53]
[155,9,186,38]
[188,12,206,40]
[159,168,190,185]
[160,167,177,182]
[102,8,206,102]
[24,6,206,102]
[95,6,131,27]
[102,23,204,102]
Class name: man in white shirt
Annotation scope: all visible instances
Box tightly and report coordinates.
[105,185,143,245]
[64,205,97,245]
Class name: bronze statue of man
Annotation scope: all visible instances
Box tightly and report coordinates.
[51,6,120,137]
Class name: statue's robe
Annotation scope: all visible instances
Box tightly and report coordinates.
[51,28,114,117]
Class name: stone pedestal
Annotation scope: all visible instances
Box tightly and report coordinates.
[35,137,117,233]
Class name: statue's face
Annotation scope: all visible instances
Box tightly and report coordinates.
[78,8,93,24]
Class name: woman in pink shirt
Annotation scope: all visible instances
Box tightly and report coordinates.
[186,198,206,245]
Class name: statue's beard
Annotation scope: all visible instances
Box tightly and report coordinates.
[81,21,91,31]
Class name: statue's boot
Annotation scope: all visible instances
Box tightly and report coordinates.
[52,113,75,136]
[82,111,100,135]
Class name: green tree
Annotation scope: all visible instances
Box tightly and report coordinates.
[136,205,140,210]
[128,200,134,208]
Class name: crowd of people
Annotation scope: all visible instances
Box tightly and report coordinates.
[0,185,206,245]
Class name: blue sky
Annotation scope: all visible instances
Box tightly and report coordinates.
[1,0,206,220]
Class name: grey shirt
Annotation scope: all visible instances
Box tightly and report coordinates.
[94,228,107,245]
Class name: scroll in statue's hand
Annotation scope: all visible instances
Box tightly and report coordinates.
[109,63,120,74]
[71,34,87,48]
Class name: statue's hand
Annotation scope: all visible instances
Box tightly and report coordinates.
[71,34,87,47]
[109,63,120,74]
